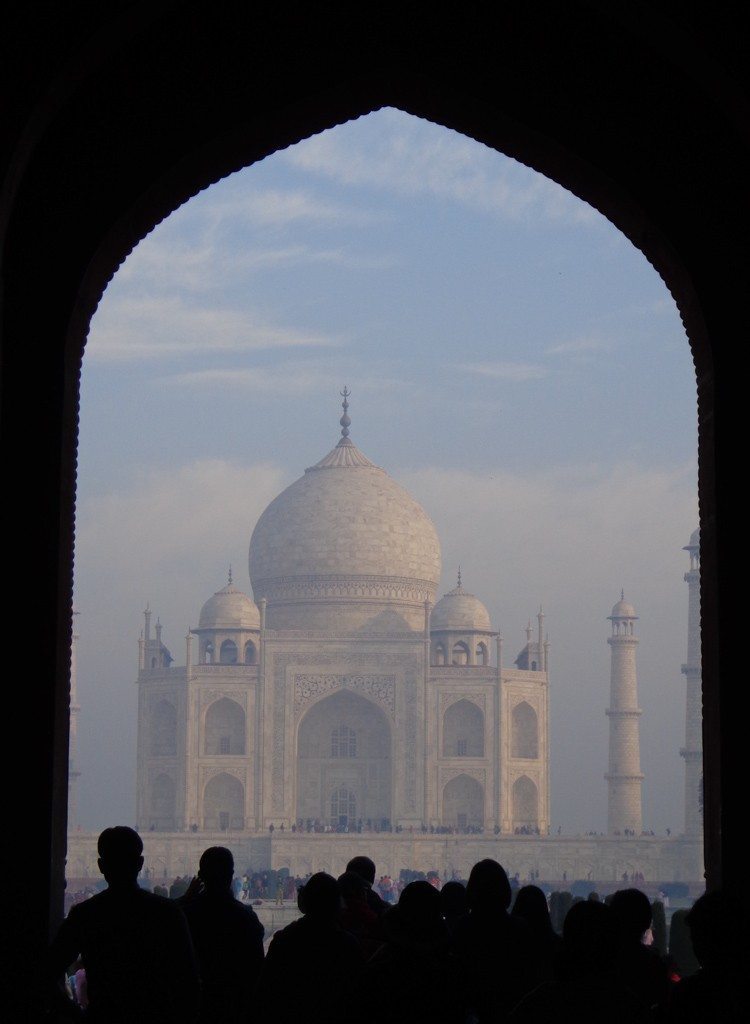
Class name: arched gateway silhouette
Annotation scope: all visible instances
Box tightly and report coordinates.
[3,13,739,1015]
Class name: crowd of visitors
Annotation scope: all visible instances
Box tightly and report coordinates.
[48,826,745,1023]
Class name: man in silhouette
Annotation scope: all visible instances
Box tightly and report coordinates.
[346,855,388,916]
[49,826,199,1023]
[256,872,363,1023]
[450,858,539,1021]
[180,846,264,1024]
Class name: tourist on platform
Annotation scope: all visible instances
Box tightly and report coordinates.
[180,846,264,1024]
[450,858,539,1021]
[48,826,199,1024]
[256,872,363,1024]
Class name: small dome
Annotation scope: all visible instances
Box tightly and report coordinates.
[199,581,260,630]
[610,594,637,619]
[684,527,700,551]
[431,579,492,632]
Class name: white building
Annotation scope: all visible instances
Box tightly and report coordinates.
[136,395,550,837]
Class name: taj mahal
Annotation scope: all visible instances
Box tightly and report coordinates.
[66,394,704,886]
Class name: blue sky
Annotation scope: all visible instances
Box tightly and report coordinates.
[74,109,698,835]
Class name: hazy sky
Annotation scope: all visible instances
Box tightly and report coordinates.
[74,108,698,835]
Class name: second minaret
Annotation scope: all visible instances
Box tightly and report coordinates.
[606,593,644,835]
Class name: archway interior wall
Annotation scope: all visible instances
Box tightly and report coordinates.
[296,689,392,826]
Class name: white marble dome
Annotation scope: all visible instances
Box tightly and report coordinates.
[610,595,637,619]
[248,432,441,631]
[199,581,260,630]
[431,579,493,632]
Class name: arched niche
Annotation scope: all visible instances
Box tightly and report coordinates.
[150,699,177,756]
[452,641,470,666]
[151,773,176,829]
[513,775,539,828]
[244,640,257,664]
[204,697,245,755]
[219,639,238,664]
[476,642,489,666]
[433,642,446,666]
[203,772,244,831]
[442,774,484,828]
[296,689,391,826]
[443,699,484,757]
[511,701,539,759]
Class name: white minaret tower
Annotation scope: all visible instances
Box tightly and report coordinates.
[68,609,81,829]
[681,529,703,836]
[606,593,644,835]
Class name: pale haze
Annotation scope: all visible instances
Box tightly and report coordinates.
[73,108,697,835]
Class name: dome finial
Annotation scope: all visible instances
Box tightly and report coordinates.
[621,588,625,602]
[457,565,462,589]
[339,386,352,443]
[228,564,233,585]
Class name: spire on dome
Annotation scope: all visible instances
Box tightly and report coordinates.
[228,564,233,585]
[338,386,352,446]
[457,565,462,590]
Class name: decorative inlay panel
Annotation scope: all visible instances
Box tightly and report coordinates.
[439,767,486,786]
[293,674,396,718]
[439,692,487,715]
[200,688,248,707]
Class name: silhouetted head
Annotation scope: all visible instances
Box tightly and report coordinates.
[466,859,512,911]
[385,880,446,947]
[668,908,700,976]
[338,870,368,905]
[346,856,376,885]
[298,872,341,919]
[686,891,743,967]
[610,888,652,943]
[512,885,553,934]
[563,899,619,975]
[97,826,144,885]
[440,880,469,920]
[198,846,234,890]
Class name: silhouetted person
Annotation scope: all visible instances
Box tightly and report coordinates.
[346,855,388,916]
[439,880,469,936]
[662,891,747,1022]
[337,870,382,957]
[450,858,539,1021]
[610,888,671,1012]
[667,908,699,979]
[511,884,562,982]
[48,826,199,1024]
[510,899,650,1023]
[180,847,264,1024]
[256,872,363,1024]
[358,881,463,1024]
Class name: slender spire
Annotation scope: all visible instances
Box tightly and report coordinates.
[338,386,352,444]
[457,565,462,589]
[621,588,625,601]
[228,564,233,585]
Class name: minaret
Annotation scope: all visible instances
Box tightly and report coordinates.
[68,609,81,829]
[606,593,644,835]
[681,529,703,835]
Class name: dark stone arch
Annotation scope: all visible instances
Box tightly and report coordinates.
[3,9,740,1001]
